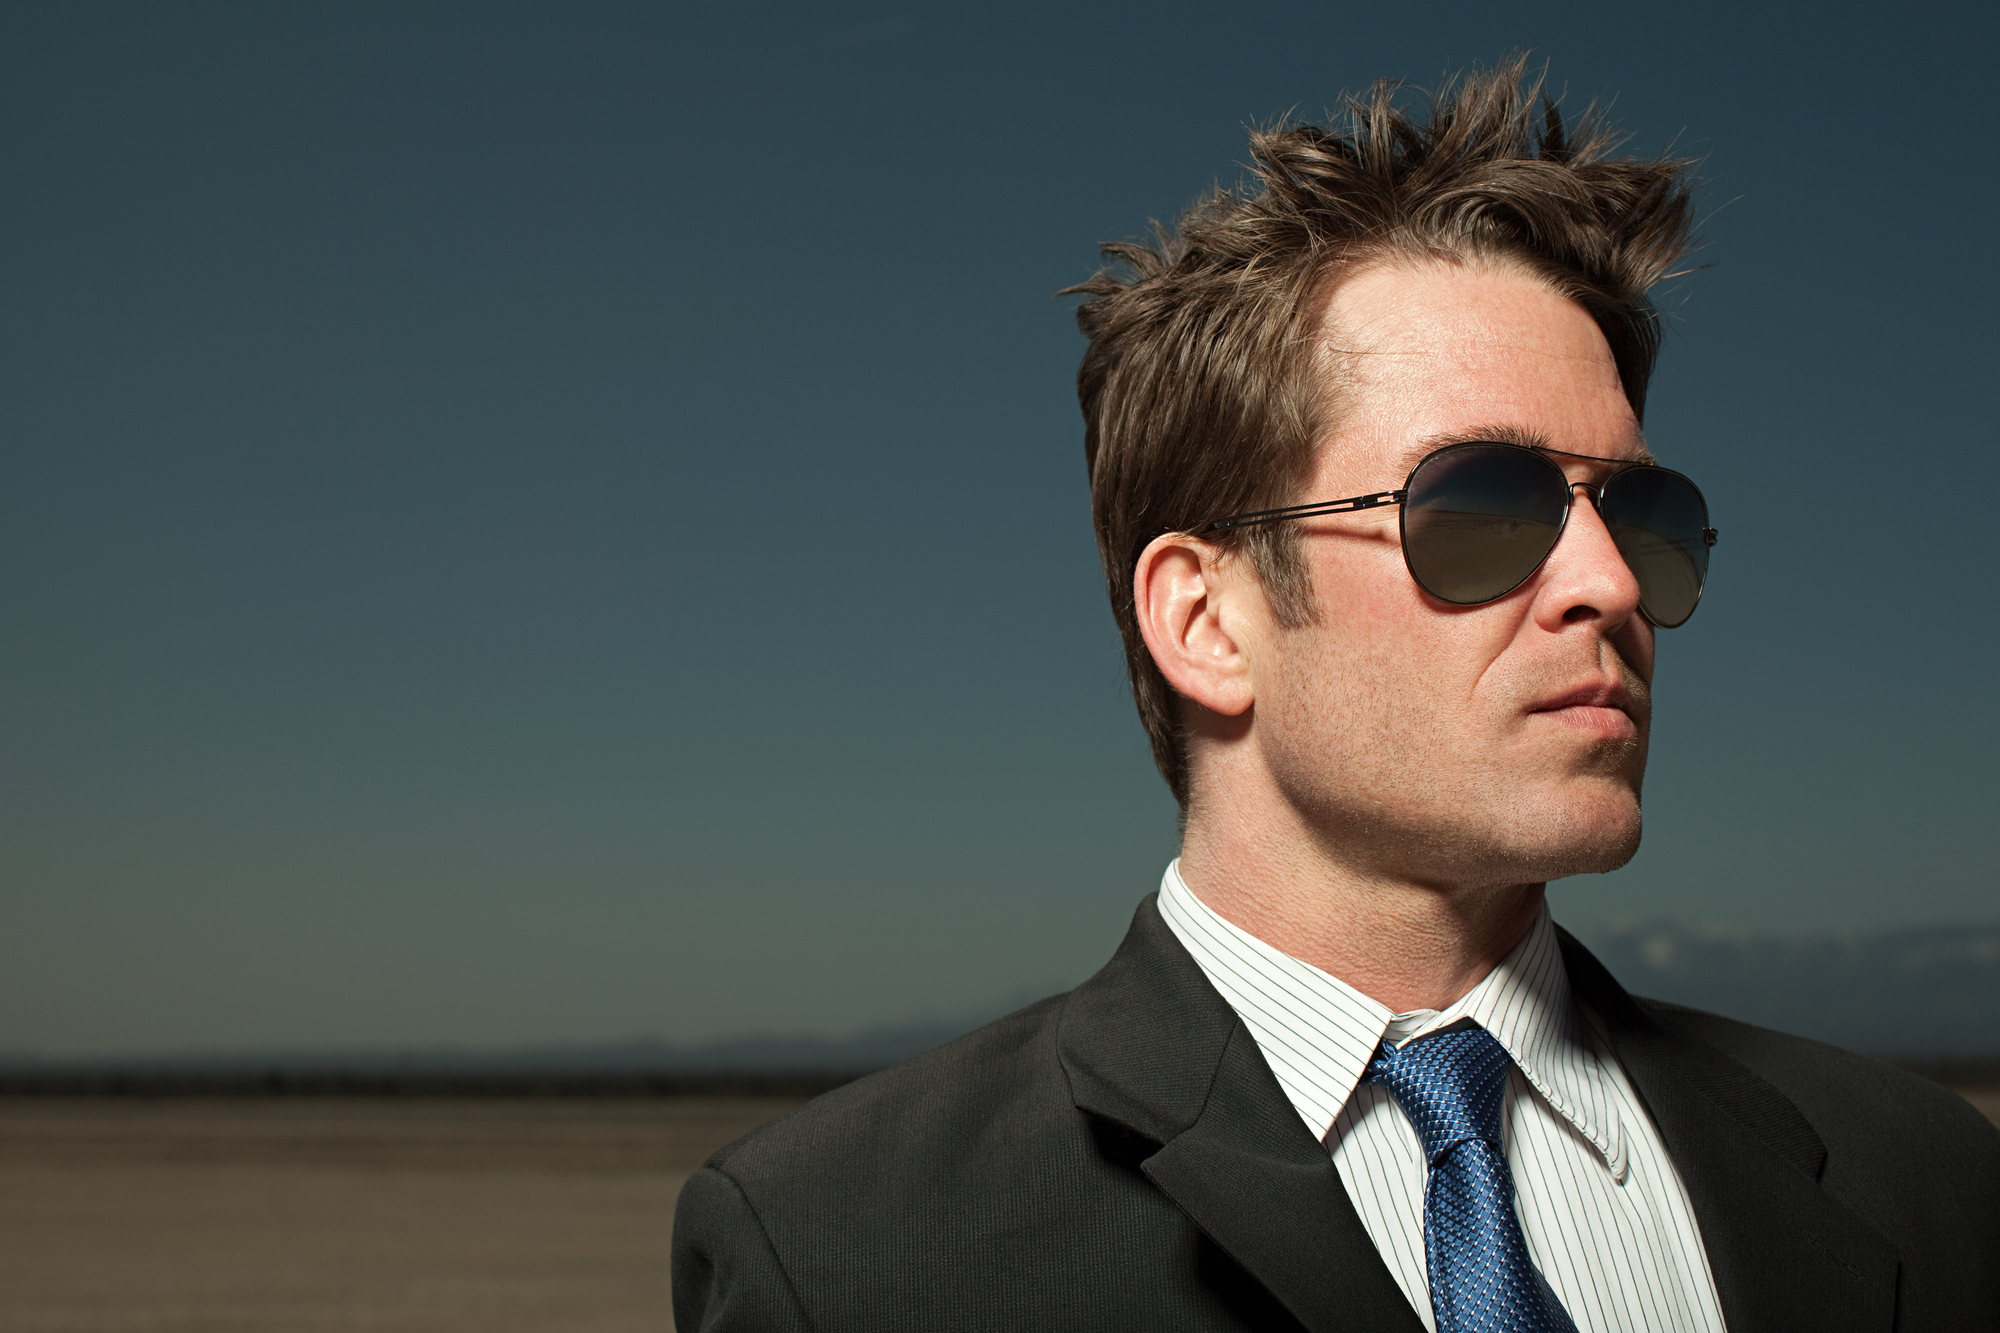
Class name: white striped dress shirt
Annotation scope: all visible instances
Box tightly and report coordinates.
[1157,861,1728,1333]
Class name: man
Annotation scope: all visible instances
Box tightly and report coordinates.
[673,61,1999,1332]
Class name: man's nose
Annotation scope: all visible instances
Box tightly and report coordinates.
[1531,484,1643,630]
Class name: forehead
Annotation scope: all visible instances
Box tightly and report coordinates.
[1312,261,1649,478]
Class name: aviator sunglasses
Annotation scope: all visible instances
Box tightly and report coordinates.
[1203,441,1718,628]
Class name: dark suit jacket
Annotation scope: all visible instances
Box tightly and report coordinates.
[673,896,2000,1331]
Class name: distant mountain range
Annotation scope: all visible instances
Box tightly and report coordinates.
[1571,919,2000,1058]
[7,921,1999,1085]
[0,1015,997,1087]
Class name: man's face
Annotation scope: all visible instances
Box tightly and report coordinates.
[1243,260,1655,891]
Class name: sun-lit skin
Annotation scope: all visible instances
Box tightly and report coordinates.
[1134,260,1657,1013]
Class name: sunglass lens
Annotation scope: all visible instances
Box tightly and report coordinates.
[1402,445,1569,604]
[1598,467,1710,628]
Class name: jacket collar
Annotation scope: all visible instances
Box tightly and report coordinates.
[1558,929,1901,1333]
[1160,865,1626,1178]
[1056,895,1902,1333]
[1058,895,1425,1333]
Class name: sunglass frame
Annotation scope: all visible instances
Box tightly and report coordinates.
[1199,441,1719,625]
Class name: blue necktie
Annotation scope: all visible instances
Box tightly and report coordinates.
[1364,1026,1579,1333]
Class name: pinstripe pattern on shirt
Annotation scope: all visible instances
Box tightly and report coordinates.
[1157,861,1728,1333]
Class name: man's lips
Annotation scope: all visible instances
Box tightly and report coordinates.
[1528,681,1638,738]
[1531,680,1631,713]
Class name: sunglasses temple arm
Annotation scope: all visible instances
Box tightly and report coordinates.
[1204,489,1406,533]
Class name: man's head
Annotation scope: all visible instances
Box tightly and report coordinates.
[1072,59,1697,889]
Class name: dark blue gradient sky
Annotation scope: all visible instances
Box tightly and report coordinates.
[3,1,1994,1056]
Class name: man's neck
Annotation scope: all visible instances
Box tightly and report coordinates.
[1176,814,1545,1015]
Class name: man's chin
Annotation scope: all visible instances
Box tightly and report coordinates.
[1537,834,1641,882]
[1471,786,1643,885]
[1522,803,1643,881]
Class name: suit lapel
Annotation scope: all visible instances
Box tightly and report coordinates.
[1060,897,1424,1333]
[1560,932,1900,1333]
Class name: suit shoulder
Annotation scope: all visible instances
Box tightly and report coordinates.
[1636,996,2000,1159]
[707,991,1073,1184]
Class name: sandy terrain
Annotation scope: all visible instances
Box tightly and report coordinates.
[2,1090,1994,1332]
[0,1097,802,1333]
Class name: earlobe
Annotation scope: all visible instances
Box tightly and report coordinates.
[1133,534,1256,717]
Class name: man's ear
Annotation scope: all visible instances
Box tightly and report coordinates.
[1133,533,1257,718]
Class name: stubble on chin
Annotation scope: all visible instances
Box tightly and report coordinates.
[1267,688,1652,894]
[1318,776,1644,894]
[1463,690,1651,886]
[1254,591,1657,892]
[1482,645,1653,880]
[1501,775,1645,883]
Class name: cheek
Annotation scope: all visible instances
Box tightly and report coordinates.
[1256,547,1391,724]
[1277,555,1460,750]
[1622,617,1657,684]
[1315,542,1510,706]
[1306,519,1406,618]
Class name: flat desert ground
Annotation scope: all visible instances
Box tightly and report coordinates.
[0,1096,801,1333]
[3,1090,1995,1332]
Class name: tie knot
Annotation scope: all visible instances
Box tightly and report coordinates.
[1364,1025,1512,1165]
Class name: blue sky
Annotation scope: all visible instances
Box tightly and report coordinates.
[3,0,1994,1055]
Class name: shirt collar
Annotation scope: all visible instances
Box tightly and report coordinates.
[1157,859,1626,1179]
